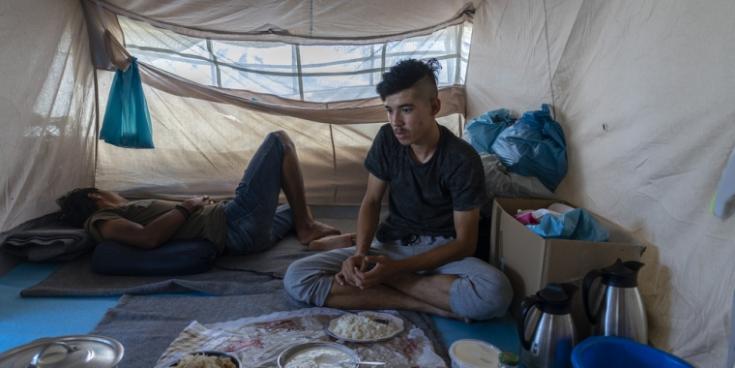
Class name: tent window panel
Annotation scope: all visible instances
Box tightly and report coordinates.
[219,65,299,97]
[211,41,298,95]
[144,53,215,86]
[300,45,382,74]
[461,23,473,55]
[385,25,466,86]
[458,22,473,84]
[120,16,209,58]
[300,44,383,101]
[302,73,381,102]
[118,14,472,103]
[437,58,454,86]
[384,54,457,86]
[459,59,469,84]
[211,41,294,71]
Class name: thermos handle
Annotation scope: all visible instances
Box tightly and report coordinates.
[583,269,602,323]
[519,295,541,351]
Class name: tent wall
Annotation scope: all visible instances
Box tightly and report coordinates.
[0,0,96,231]
[466,0,735,366]
[93,69,463,204]
[86,0,471,205]
[3,1,734,366]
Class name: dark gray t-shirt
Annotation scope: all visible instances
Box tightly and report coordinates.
[365,123,487,241]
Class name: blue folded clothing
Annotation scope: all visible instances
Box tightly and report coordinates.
[527,208,610,242]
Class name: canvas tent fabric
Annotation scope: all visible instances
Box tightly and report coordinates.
[91,69,464,203]
[83,0,472,203]
[85,0,475,44]
[1,0,734,367]
[82,0,472,125]
[466,1,735,366]
[0,0,96,234]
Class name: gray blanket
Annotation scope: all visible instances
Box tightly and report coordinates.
[2,227,93,261]
[21,236,321,297]
[21,217,355,297]
[1,212,93,263]
[92,292,448,368]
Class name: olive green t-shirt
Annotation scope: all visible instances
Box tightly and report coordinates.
[84,200,228,254]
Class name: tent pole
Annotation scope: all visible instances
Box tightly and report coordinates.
[542,0,557,119]
[92,66,100,188]
[329,123,338,203]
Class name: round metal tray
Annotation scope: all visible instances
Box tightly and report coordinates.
[0,335,124,368]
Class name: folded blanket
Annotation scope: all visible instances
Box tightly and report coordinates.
[1,224,94,262]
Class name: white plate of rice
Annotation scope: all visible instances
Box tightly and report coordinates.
[325,311,404,343]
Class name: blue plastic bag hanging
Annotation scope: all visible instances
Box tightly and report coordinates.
[491,104,567,191]
[100,57,154,148]
[527,208,609,242]
[464,108,515,154]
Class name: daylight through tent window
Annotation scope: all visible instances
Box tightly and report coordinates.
[118,16,472,103]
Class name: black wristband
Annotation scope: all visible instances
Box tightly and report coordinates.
[174,204,191,219]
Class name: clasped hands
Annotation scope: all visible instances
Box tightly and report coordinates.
[180,195,216,213]
[335,254,401,289]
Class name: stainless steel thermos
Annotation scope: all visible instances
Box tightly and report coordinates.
[519,283,578,368]
[583,258,648,344]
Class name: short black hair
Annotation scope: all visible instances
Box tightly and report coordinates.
[376,58,441,100]
[56,187,100,227]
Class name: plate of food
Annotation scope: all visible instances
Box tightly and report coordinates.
[169,350,240,368]
[325,311,404,343]
[277,341,359,368]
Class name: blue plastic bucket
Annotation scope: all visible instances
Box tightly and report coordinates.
[572,336,693,368]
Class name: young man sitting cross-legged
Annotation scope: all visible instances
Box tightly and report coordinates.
[283,59,512,320]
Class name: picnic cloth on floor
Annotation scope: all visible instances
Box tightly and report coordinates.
[155,308,446,368]
[92,293,448,368]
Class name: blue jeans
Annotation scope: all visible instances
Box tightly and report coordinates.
[224,133,294,255]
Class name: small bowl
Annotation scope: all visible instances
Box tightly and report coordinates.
[170,351,241,368]
[277,342,359,368]
[449,339,501,368]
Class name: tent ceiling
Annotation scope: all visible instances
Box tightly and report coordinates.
[101,0,479,40]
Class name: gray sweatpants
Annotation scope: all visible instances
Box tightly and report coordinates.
[283,236,513,320]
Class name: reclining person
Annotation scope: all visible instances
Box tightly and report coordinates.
[284,59,513,320]
[57,131,353,255]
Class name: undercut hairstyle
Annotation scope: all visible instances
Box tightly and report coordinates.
[376,58,441,101]
[56,187,100,228]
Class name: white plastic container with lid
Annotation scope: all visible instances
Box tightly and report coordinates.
[449,339,501,368]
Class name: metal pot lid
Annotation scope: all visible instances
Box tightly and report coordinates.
[0,335,124,368]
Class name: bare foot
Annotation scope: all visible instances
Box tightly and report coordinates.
[308,233,356,251]
[297,221,341,245]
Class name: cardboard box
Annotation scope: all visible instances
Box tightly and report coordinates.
[490,197,646,338]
